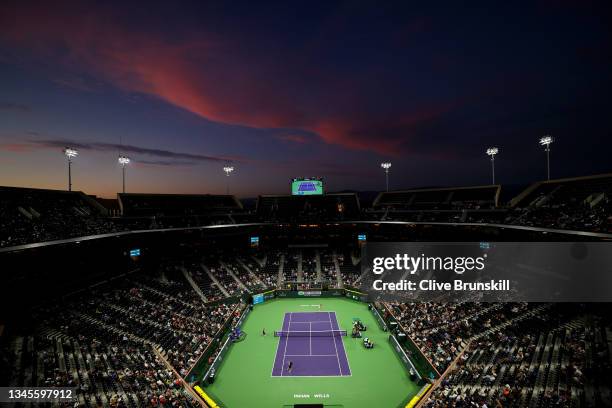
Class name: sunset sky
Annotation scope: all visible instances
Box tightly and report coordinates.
[1,1,611,198]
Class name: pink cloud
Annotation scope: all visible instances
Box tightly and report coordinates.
[0,3,459,156]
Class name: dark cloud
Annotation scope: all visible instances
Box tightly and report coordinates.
[28,139,237,164]
[0,102,31,112]
[133,159,197,167]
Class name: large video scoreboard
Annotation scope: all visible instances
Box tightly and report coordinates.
[291,177,324,195]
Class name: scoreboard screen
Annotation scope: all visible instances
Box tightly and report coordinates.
[291,178,323,195]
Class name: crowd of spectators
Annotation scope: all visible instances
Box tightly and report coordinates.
[6,330,200,407]
[283,251,299,282]
[220,257,265,291]
[337,251,361,287]
[320,250,339,287]
[183,262,225,301]
[2,266,240,407]
[240,256,276,288]
[202,259,243,296]
[507,198,611,233]
[2,245,611,407]
[389,302,533,373]
[2,176,611,249]
[302,251,318,282]
[72,283,236,379]
[423,312,610,408]
[0,187,121,248]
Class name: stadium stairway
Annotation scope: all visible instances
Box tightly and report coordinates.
[181,266,209,302]
[8,337,24,387]
[236,258,266,287]
[353,265,368,287]
[332,252,343,288]
[315,250,322,281]
[277,253,285,286]
[102,302,196,338]
[470,304,552,341]
[220,260,248,291]
[136,281,201,310]
[252,254,265,268]
[296,251,303,282]
[200,263,230,297]
[70,311,151,345]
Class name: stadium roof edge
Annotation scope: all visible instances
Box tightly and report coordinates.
[373,184,501,207]
[538,172,612,184]
[1,220,611,254]
[509,172,612,208]
[0,185,86,194]
[376,184,501,193]
[117,192,238,197]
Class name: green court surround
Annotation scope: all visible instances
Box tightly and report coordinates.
[204,298,420,408]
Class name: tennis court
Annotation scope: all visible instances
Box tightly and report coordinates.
[272,311,351,377]
[204,298,420,407]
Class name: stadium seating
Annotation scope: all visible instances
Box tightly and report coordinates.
[256,193,360,222]
[118,193,242,217]
[301,249,318,282]
[337,250,362,288]
[0,186,118,248]
[1,267,240,407]
[239,254,277,288]
[1,243,610,407]
[1,175,611,249]
[320,250,340,288]
[507,174,612,232]
[0,178,610,407]
[373,185,500,210]
[423,311,611,407]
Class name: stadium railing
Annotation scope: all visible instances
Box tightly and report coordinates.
[193,385,221,408]
[381,303,440,380]
[370,303,388,331]
[202,305,253,385]
[186,303,244,382]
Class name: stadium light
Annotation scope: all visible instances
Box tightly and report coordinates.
[63,147,78,191]
[223,165,235,194]
[486,147,499,185]
[118,155,130,194]
[539,135,554,180]
[380,162,392,192]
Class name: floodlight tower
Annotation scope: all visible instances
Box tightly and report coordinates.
[539,135,554,180]
[223,165,235,194]
[486,147,499,185]
[118,155,130,193]
[380,162,392,192]
[63,147,78,191]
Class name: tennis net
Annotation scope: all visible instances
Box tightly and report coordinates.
[273,329,347,338]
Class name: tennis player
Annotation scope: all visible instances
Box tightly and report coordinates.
[287,360,293,373]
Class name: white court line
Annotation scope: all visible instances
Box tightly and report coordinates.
[271,321,284,377]
[271,311,353,378]
[328,311,343,376]
[309,322,312,356]
[332,311,353,376]
[280,312,292,376]
[284,354,339,357]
